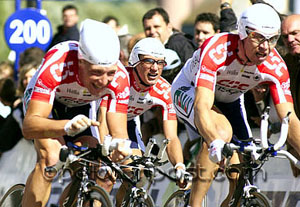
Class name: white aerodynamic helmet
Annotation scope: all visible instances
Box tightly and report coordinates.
[238,3,281,40]
[78,19,120,66]
[128,37,165,66]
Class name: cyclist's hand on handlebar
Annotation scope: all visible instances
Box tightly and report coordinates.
[209,139,226,163]
[110,140,132,163]
[175,163,191,189]
[64,114,100,137]
[98,166,117,184]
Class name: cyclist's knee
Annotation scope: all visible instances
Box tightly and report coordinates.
[38,152,59,181]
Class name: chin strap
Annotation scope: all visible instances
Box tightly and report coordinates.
[133,67,151,87]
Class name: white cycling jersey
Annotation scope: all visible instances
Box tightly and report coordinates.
[101,67,177,121]
[171,33,292,140]
[181,33,291,104]
[23,41,130,114]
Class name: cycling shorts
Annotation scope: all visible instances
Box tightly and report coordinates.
[127,117,146,152]
[171,71,252,141]
[50,99,100,143]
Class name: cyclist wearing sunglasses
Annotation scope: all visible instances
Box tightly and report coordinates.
[171,3,300,207]
[100,37,188,206]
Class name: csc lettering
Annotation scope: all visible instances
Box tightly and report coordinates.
[217,80,249,90]
[128,106,143,115]
[50,61,74,82]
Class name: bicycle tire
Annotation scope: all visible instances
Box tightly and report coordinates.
[242,191,271,207]
[0,184,25,207]
[164,190,190,207]
[80,185,113,207]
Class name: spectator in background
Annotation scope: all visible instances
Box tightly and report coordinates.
[19,47,44,68]
[0,78,16,109]
[0,63,38,154]
[0,64,38,195]
[193,13,220,48]
[219,0,238,32]
[0,61,14,121]
[193,0,237,48]
[103,15,120,34]
[142,7,197,66]
[281,14,300,177]
[47,4,79,50]
[0,61,14,80]
[128,32,146,55]
[119,34,133,66]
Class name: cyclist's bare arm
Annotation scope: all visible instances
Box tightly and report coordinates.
[275,102,300,153]
[22,100,99,139]
[194,87,232,144]
[106,111,129,139]
[163,119,184,166]
[99,106,110,143]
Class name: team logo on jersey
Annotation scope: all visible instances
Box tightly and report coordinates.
[67,88,79,95]
[34,86,50,95]
[241,74,250,79]
[173,86,194,118]
[227,70,238,76]
[201,65,216,75]
[37,79,50,90]
[281,79,291,96]
[146,98,153,105]
[137,97,145,104]
[253,74,260,81]
[82,89,91,97]
[23,88,33,111]
[129,95,134,101]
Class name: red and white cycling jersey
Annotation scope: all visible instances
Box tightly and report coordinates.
[23,41,130,113]
[101,67,177,121]
[182,33,292,104]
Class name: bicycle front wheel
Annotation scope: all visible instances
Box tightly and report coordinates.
[242,191,271,207]
[81,185,113,207]
[0,184,25,207]
[164,190,190,207]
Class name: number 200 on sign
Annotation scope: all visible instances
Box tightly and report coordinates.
[9,19,51,45]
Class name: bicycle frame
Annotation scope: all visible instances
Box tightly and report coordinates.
[45,143,113,207]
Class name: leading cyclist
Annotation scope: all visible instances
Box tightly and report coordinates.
[171,4,300,207]
[21,19,130,207]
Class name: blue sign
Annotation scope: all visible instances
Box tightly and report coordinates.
[4,8,52,52]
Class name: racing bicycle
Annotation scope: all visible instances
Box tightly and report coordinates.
[220,107,300,207]
[0,141,115,207]
[163,107,300,207]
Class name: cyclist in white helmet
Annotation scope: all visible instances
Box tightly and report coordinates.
[100,37,189,206]
[22,19,130,207]
[171,3,300,206]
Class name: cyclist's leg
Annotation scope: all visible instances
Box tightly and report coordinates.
[220,151,240,207]
[22,137,64,207]
[172,76,233,207]
[115,149,143,207]
[115,118,144,207]
[189,113,232,207]
[216,96,252,206]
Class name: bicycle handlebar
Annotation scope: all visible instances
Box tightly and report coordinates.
[222,108,300,169]
[260,107,290,151]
